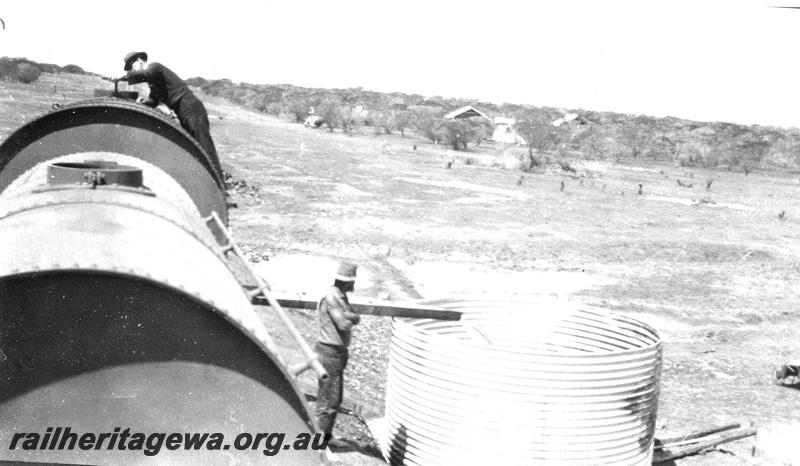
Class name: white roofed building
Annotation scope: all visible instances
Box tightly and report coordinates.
[491,116,525,144]
[443,105,492,121]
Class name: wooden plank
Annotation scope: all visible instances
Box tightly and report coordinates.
[250,291,462,321]
[652,427,757,464]
[347,296,462,321]
[655,423,741,447]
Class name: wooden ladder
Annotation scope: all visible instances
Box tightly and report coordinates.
[204,211,328,381]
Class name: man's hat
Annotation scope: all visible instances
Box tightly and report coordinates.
[123,51,148,71]
[335,262,357,282]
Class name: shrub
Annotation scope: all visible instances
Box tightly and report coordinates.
[37,63,61,73]
[702,152,720,168]
[0,58,42,83]
[519,152,548,172]
[185,76,208,87]
[678,153,699,167]
[0,58,15,80]
[16,62,41,83]
[263,102,282,116]
[62,64,84,74]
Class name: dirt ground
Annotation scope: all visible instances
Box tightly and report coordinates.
[208,98,800,465]
[3,74,800,465]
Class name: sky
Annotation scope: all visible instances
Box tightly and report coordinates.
[3,0,800,128]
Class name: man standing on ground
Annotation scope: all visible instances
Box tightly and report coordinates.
[115,51,224,180]
[315,262,360,448]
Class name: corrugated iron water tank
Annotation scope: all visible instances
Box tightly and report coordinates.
[379,298,662,466]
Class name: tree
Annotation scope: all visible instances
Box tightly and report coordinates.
[619,116,658,159]
[338,105,356,136]
[412,108,443,144]
[647,135,677,161]
[371,111,394,135]
[317,97,342,132]
[439,119,477,151]
[470,118,493,147]
[286,98,309,123]
[619,125,651,159]
[393,110,414,137]
[724,137,769,175]
[514,119,563,170]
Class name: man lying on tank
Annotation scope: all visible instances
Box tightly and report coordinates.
[315,262,361,450]
[114,51,223,181]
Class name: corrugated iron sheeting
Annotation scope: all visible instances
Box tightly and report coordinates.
[380,298,662,466]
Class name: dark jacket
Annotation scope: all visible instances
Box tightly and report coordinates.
[126,62,195,109]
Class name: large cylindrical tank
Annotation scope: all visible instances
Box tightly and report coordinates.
[380,298,662,466]
[0,100,321,464]
[0,98,228,229]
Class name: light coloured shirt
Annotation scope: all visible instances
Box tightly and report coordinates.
[317,286,353,347]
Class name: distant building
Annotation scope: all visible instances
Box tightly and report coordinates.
[442,106,526,144]
[443,105,492,122]
[551,113,589,127]
[390,99,408,110]
[351,105,369,123]
[551,113,579,127]
[304,115,324,128]
[491,116,525,144]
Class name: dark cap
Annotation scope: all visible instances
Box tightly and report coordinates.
[123,51,148,71]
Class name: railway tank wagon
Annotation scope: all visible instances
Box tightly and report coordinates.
[0,99,322,464]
